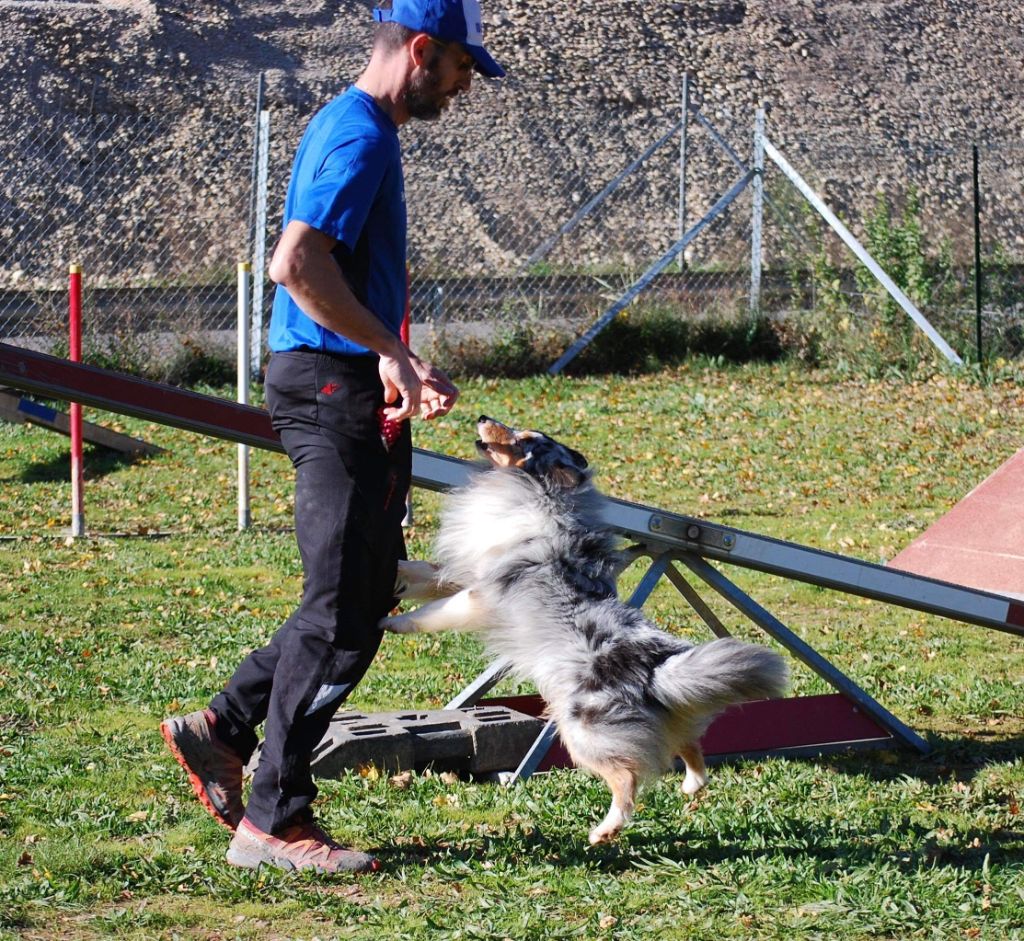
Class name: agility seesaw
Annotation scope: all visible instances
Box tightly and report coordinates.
[4,342,1022,779]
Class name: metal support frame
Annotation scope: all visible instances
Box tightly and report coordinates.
[548,168,755,375]
[676,553,928,752]
[4,344,1021,782]
[762,136,963,366]
[524,119,683,270]
[749,107,765,316]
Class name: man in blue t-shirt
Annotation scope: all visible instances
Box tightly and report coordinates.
[161,0,504,875]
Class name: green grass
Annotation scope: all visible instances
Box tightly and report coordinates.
[2,362,1023,939]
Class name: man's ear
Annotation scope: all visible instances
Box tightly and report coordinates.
[408,32,433,68]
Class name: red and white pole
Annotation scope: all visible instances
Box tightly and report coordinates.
[237,261,252,531]
[401,270,413,527]
[68,263,85,538]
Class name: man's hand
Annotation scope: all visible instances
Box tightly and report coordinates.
[379,350,459,422]
[410,355,459,420]
[378,351,422,421]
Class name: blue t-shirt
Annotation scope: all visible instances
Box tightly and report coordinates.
[269,87,406,355]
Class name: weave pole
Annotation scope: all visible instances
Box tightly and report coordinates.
[68,264,85,538]
[401,271,413,527]
[237,262,252,531]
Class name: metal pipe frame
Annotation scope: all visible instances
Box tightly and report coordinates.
[548,168,756,375]
[762,136,963,366]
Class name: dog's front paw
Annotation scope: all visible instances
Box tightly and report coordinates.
[393,560,443,600]
[379,614,419,634]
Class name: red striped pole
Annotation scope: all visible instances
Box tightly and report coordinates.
[69,263,84,537]
[236,261,252,531]
[402,268,413,526]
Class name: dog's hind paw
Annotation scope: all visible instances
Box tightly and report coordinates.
[588,824,622,845]
[681,770,707,796]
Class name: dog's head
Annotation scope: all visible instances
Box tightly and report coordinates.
[475,416,590,490]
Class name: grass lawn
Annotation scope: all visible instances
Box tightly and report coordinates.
[1,361,1022,940]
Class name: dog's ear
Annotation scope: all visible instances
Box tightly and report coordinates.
[546,462,587,490]
[563,446,588,470]
[542,445,589,490]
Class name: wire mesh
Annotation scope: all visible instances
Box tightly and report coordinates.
[0,109,252,360]
[397,81,756,347]
[2,88,1021,373]
[758,133,1024,362]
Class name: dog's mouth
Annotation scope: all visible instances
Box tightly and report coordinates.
[475,416,524,468]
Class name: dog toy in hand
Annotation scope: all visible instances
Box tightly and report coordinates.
[377,407,404,450]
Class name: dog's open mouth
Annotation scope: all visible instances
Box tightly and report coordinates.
[475,416,523,468]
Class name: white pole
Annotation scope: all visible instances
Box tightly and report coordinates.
[250,109,271,380]
[750,107,766,317]
[237,262,252,531]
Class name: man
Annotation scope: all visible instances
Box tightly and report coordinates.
[160,0,504,875]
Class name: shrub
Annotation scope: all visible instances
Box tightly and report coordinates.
[424,304,784,378]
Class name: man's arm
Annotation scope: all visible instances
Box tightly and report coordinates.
[269,219,459,421]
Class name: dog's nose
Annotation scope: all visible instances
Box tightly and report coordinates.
[478,415,490,423]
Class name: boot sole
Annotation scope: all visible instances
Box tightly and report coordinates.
[160,719,241,831]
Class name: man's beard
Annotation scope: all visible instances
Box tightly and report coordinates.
[404,65,451,121]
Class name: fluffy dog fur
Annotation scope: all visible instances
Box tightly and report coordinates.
[382,417,789,844]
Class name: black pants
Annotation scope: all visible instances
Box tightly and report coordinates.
[210,350,411,834]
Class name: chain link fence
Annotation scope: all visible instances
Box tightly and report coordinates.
[1,82,1021,375]
[0,107,252,369]
[757,134,1024,365]
[257,78,760,365]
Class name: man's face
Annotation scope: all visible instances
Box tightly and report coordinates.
[404,37,474,121]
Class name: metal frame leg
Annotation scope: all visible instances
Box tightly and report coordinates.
[677,552,929,753]
[626,553,670,608]
[663,561,733,638]
[446,658,512,709]
[504,719,559,786]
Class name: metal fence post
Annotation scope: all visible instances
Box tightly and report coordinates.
[750,107,765,317]
[972,143,984,366]
[250,108,271,380]
[678,74,690,272]
[246,73,265,268]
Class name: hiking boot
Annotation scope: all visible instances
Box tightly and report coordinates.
[226,817,379,874]
[160,708,245,830]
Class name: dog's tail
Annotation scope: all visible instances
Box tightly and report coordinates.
[652,637,789,715]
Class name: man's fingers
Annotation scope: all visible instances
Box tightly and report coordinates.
[420,386,457,419]
[385,378,420,420]
[384,392,418,421]
[381,373,400,404]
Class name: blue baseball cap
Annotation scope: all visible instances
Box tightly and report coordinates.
[373,0,505,78]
